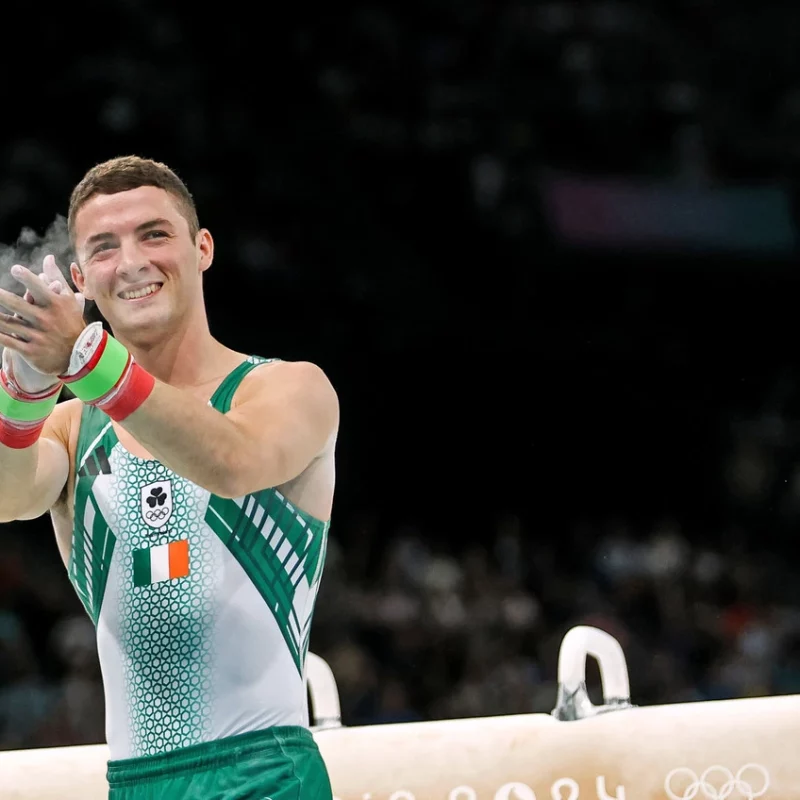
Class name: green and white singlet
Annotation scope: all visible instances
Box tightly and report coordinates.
[66,357,329,761]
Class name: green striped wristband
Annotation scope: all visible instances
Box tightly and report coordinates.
[67,333,130,403]
[0,381,61,422]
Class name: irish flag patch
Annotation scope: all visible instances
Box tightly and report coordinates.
[133,539,190,587]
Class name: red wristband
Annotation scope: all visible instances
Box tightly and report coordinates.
[94,360,156,422]
[0,416,47,449]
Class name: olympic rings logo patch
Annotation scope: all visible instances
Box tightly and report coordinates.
[140,479,174,530]
[664,765,770,800]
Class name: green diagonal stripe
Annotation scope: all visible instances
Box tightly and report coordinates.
[70,484,116,625]
[206,492,329,676]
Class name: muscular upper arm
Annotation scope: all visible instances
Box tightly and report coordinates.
[225,360,339,496]
[14,400,74,520]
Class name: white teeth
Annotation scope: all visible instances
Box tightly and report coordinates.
[122,283,160,300]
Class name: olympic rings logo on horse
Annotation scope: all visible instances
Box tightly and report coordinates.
[663,764,770,800]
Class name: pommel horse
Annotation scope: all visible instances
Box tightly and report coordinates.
[1,626,796,799]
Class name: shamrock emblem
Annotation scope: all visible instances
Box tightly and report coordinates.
[147,487,167,508]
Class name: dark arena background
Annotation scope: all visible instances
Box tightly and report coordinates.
[2,2,800,798]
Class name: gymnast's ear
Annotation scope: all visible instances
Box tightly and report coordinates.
[70,262,92,300]
[197,229,213,274]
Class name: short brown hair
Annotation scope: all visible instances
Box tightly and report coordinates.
[68,156,200,244]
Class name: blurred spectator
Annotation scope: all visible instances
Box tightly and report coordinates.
[0,612,59,749]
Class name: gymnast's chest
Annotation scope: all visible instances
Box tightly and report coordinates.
[75,444,211,550]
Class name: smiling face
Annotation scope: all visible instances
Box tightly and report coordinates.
[71,186,214,344]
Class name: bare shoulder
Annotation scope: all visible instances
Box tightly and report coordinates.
[230,360,339,459]
[234,360,339,412]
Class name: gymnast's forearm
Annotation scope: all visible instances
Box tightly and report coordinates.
[119,379,252,498]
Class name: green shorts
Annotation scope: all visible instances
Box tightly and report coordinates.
[106,726,333,800]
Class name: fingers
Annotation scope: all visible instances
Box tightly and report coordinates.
[38,271,64,291]
[10,264,53,307]
[43,256,76,304]
[23,279,62,309]
[0,287,36,323]
[0,312,31,343]
[0,330,30,350]
[41,254,66,286]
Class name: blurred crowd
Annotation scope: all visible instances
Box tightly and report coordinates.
[4,445,800,749]
[3,0,800,753]
[6,0,800,304]
[313,503,800,727]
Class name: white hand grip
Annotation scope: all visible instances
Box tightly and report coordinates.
[557,625,630,701]
[307,652,343,730]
